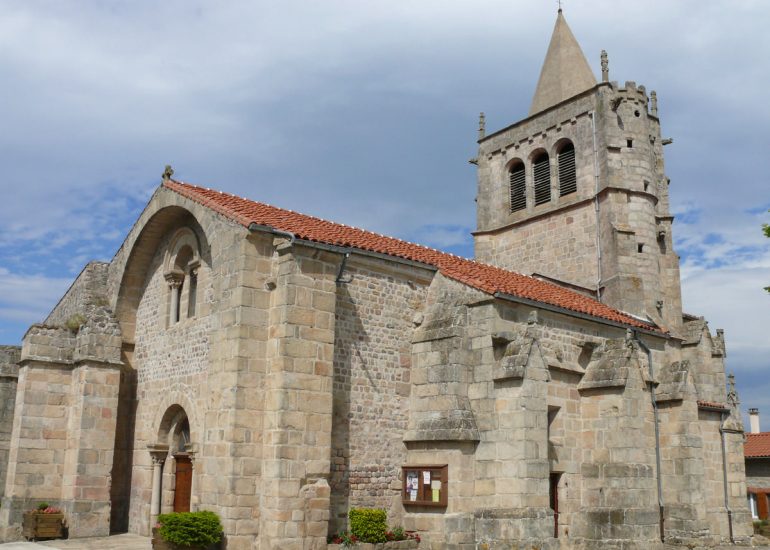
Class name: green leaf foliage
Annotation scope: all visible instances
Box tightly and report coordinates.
[157,511,223,547]
[349,507,388,543]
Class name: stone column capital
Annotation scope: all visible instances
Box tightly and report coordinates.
[148,444,169,465]
[164,271,184,288]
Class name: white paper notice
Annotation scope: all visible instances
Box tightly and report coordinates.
[423,471,431,484]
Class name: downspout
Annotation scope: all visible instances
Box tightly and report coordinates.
[335,252,351,284]
[719,410,735,543]
[634,331,664,542]
[590,111,602,301]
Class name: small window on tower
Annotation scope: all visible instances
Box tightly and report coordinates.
[637,243,644,253]
[509,161,526,212]
[532,151,551,206]
[627,139,633,148]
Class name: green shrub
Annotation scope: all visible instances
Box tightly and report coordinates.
[349,508,387,543]
[157,511,223,547]
[36,503,50,511]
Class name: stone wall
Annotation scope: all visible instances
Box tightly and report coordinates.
[45,261,109,326]
[329,257,431,533]
[475,201,598,290]
[747,458,770,490]
[0,346,20,499]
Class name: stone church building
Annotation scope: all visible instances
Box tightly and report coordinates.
[0,10,754,550]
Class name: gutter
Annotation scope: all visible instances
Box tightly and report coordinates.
[633,331,664,543]
[247,223,437,273]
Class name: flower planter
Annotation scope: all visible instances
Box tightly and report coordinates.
[22,512,64,541]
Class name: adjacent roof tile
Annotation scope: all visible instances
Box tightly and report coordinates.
[746,433,770,458]
[164,180,661,332]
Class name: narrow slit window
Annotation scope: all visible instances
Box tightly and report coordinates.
[637,243,644,253]
[174,278,184,323]
[509,162,526,212]
[187,271,197,318]
[557,143,576,197]
[533,152,551,206]
[627,139,633,148]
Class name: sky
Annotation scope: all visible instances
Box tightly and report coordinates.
[0,1,768,421]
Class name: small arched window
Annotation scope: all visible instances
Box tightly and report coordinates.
[533,151,551,206]
[557,142,577,196]
[509,161,526,212]
[164,228,201,326]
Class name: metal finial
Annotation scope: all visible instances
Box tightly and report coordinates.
[162,165,174,181]
[650,91,658,116]
[478,112,486,140]
[558,0,563,13]
[600,50,609,82]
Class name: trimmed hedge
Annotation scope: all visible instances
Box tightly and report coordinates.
[349,507,387,543]
[157,511,223,547]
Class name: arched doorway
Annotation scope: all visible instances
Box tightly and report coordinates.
[152,405,194,520]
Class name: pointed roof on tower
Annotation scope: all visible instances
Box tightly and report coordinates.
[529,10,597,116]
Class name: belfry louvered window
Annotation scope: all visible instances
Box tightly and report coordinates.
[533,152,551,206]
[509,162,526,212]
[558,142,577,196]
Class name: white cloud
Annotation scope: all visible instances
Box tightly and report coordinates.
[0,268,72,325]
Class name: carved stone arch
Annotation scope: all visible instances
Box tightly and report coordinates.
[528,146,550,163]
[163,227,201,279]
[551,137,574,157]
[152,388,201,451]
[504,156,526,172]
[114,206,211,344]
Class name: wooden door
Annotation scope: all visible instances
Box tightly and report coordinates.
[173,454,192,512]
[759,491,769,520]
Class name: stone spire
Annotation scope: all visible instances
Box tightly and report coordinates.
[529,10,597,115]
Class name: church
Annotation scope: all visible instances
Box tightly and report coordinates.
[0,10,754,550]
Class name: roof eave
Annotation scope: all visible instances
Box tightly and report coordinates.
[494,292,665,337]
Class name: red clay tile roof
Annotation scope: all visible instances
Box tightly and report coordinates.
[746,433,770,458]
[164,180,661,332]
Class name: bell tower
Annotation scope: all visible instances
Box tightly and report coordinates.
[473,9,682,331]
